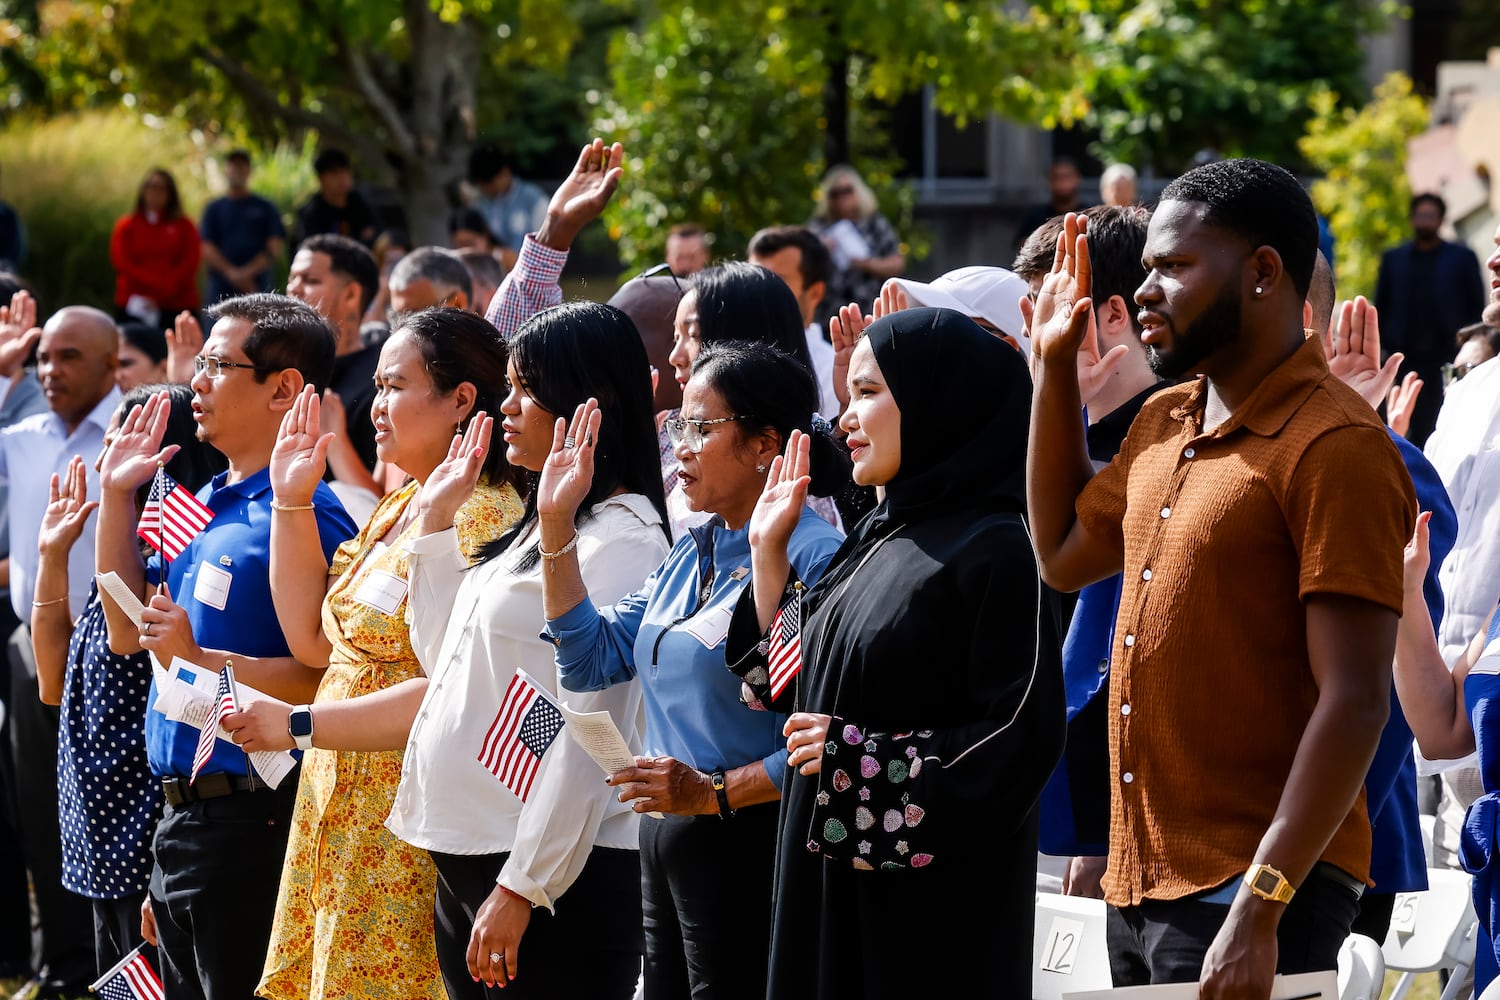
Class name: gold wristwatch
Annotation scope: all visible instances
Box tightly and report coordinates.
[1244,863,1296,904]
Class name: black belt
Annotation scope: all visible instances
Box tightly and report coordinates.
[1312,861,1366,900]
[160,772,263,807]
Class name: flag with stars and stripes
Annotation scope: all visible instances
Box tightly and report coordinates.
[478,670,565,802]
[767,591,804,700]
[190,662,239,784]
[137,465,213,561]
[90,944,163,1000]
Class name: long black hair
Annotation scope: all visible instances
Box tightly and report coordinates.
[476,301,671,568]
[691,342,850,498]
[389,307,522,492]
[690,262,815,374]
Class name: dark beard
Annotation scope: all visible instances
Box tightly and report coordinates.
[1147,285,1243,380]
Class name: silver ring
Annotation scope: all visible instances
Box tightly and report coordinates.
[563,436,577,449]
[489,951,502,964]
[143,621,152,636]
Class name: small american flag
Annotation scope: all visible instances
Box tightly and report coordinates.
[478,670,565,802]
[90,944,163,1000]
[137,466,213,560]
[767,589,804,700]
[190,662,239,784]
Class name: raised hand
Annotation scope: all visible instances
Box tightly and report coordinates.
[535,139,625,251]
[99,390,178,495]
[536,400,603,528]
[1386,371,1423,440]
[829,303,872,412]
[748,430,810,560]
[1403,510,1432,602]
[0,289,42,378]
[1326,296,1402,411]
[37,456,99,560]
[270,385,333,505]
[165,312,204,385]
[872,281,909,320]
[416,414,491,536]
[1021,213,1128,404]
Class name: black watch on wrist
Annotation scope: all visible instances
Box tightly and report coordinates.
[710,770,734,819]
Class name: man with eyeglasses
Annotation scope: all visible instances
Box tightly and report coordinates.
[286,233,382,501]
[94,293,357,1000]
[0,302,119,999]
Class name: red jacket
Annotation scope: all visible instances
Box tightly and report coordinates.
[110,213,202,311]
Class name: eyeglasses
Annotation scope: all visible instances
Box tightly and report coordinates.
[194,355,265,378]
[828,186,856,198]
[1442,361,1481,388]
[634,262,686,297]
[664,415,739,454]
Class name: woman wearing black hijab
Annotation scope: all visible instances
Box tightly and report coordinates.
[729,307,1065,996]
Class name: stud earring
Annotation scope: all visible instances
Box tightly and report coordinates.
[757,464,766,473]
[1254,286,1264,295]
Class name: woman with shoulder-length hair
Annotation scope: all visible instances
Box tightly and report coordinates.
[544,339,848,1000]
[109,167,201,325]
[731,307,1065,997]
[807,164,904,322]
[226,300,671,1000]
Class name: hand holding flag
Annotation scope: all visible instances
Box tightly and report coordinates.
[190,661,240,784]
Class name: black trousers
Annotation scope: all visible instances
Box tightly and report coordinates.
[149,776,296,1000]
[93,893,150,979]
[0,605,31,976]
[7,624,94,988]
[1107,864,1364,986]
[640,804,779,1000]
[1351,891,1396,944]
[429,847,641,1000]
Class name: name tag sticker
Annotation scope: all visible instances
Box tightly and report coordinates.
[354,569,408,617]
[681,605,733,650]
[1039,915,1084,974]
[193,563,232,612]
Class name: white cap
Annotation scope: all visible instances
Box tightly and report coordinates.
[884,266,1031,357]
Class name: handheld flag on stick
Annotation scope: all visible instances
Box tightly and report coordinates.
[478,670,565,802]
[137,464,213,561]
[89,943,163,1000]
[767,585,804,701]
[190,661,239,784]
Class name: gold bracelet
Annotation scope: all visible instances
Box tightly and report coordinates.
[270,501,316,512]
[31,594,69,608]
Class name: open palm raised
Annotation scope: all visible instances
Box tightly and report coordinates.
[749,430,811,557]
[418,414,492,534]
[269,385,334,505]
[536,399,604,525]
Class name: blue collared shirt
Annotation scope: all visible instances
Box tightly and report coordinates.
[547,507,843,790]
[144,467,356,778]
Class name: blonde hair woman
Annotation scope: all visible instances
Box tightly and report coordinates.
[808,165,904,322]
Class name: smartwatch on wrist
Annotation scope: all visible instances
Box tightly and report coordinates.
[287,705,315,752]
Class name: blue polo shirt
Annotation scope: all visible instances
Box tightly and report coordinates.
[200,193,286,304]
[144,467,356,778]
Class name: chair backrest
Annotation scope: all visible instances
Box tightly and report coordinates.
[1478,972,1500,1000]
[1032,893,1113,1000]
[1336,933,1385,1000]
[1381,867,1478,974]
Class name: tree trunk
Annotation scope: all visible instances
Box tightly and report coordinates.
[822,24,849,168]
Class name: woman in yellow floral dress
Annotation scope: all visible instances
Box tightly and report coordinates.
[247,308,523,1000]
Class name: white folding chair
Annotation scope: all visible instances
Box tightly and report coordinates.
[1336,933,1385,1000]
[1033,893,1113,1000]
[1383,867,1479,1000]
[1479,973,1500,1000]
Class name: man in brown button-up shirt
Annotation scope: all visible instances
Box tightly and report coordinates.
[1026,159,1416,999]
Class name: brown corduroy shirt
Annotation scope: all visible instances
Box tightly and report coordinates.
[1075,334,1417,908]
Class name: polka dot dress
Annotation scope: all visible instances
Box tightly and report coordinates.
[58,585,161,899]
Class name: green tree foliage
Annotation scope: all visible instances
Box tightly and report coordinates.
[593,0,1092,273]
[1298,73,1429,301]
[7,0,601,244]
[1078,0,1390,173]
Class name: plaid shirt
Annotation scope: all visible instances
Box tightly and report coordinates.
[485,234,568,340]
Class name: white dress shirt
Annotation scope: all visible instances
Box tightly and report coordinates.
[387,493,670,911]
[805,323,841,420]
[0,386,120,620]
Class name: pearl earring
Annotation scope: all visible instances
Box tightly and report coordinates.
[1254,286,1264,295]
[757,464,766,473]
